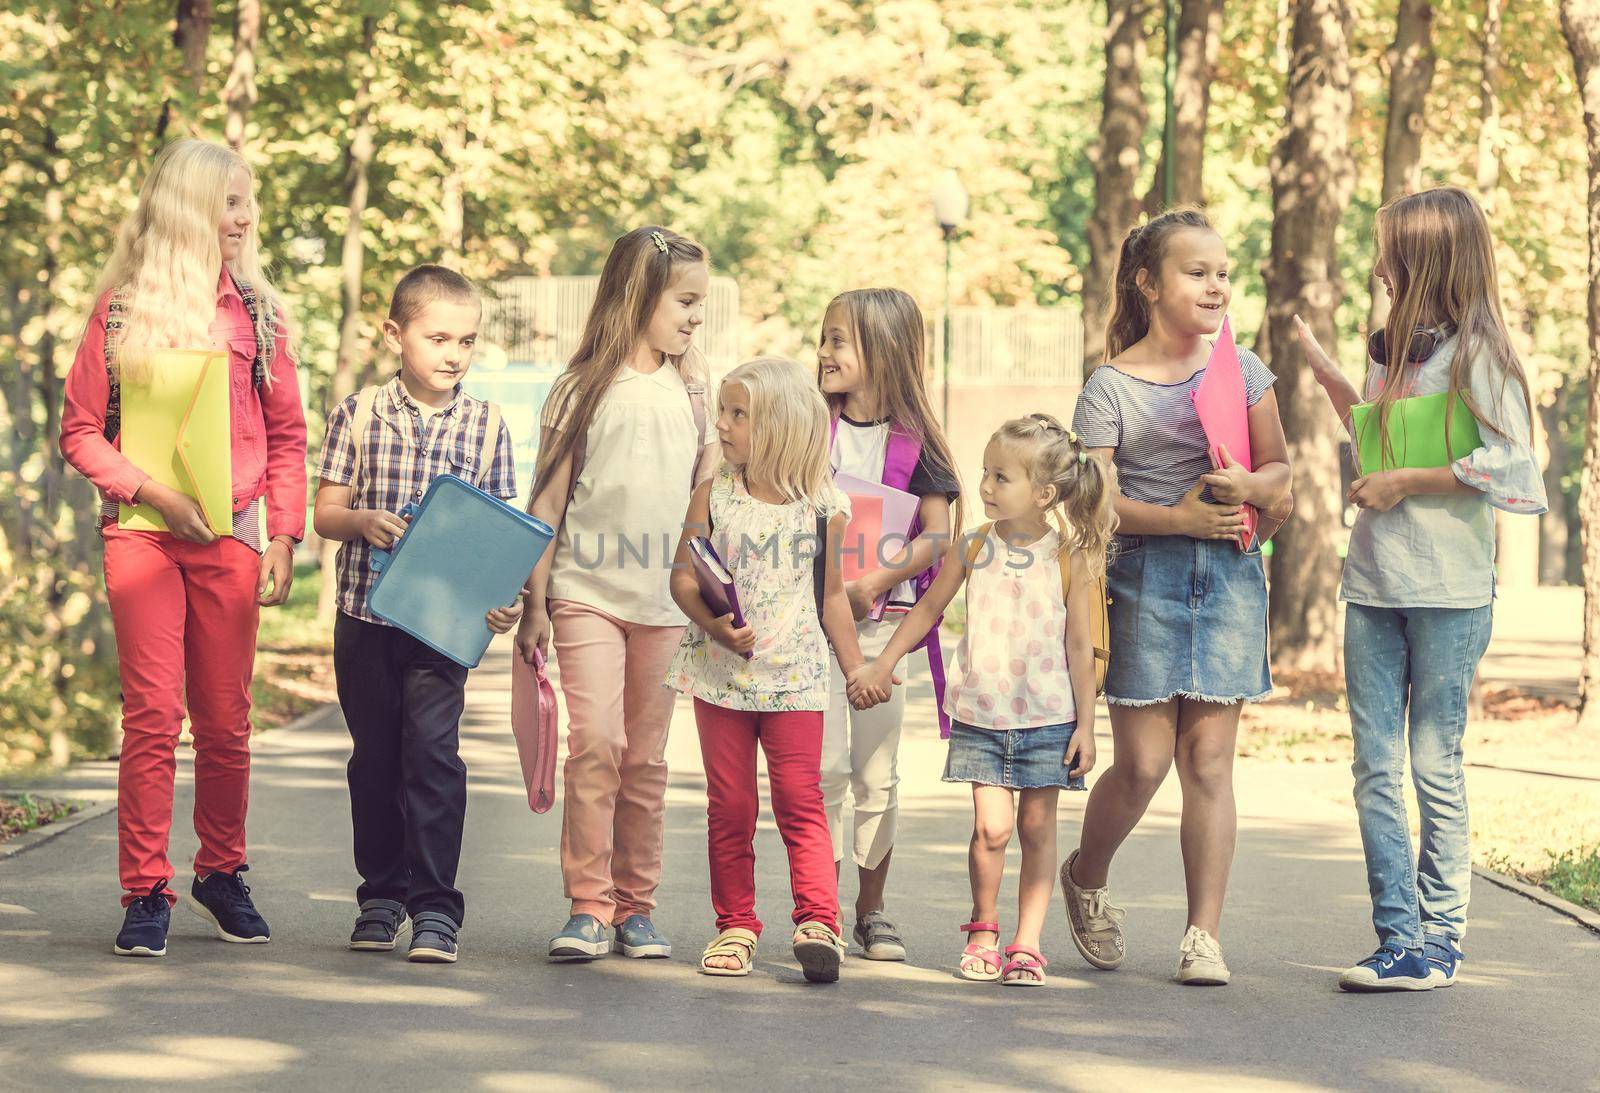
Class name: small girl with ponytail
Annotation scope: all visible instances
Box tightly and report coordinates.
[850,414,1117,987]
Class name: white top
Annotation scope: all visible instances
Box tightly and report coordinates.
[544,364,705,626]
[666,467,850,712]
[944,527,1077,731]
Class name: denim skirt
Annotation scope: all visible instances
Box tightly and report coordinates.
[1104,533,1272,707]
[942,719,1087,790]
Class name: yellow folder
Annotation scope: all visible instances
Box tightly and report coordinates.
[118,349,234,536]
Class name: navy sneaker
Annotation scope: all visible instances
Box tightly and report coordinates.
[189,866,271,944]
[349,899,409,952]
[113,880,172,958]
[548,913,610,961]
[407,911,459,964]
[1338,942,1435,992]
[1424,937,1464,987]
[614,914,672,959]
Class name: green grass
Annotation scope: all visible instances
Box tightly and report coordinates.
[250,560,336,732]
[0,794,81,843]
[1541,845,1600,912]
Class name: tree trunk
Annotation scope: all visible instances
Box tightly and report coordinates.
[158,0,214,138]
[1366,0,1436,335]
[223,0,261,151]
[318,16,379,624]
[1540,382,1573,583]
[1082,0,1151,370]
[1261,0,1357,671]
[1143,0,1223,213]
[1561,0,1600,727]
[1477,0,1503,207]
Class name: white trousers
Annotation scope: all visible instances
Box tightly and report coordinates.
[822,619,907,869]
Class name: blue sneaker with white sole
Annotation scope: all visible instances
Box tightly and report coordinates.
[1338,942,1435,992]
[548,913,610,962]
[1424,937,1463,986]
[113,880,172,958]
[614,915,672,958]
[189,866,271,943]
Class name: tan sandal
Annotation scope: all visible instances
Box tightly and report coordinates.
[699,927,757,977]
[791,920,844,983]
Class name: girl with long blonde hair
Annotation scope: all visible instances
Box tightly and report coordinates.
[59,138,307,958]
[1296,186,1545,993]
[516,226,717,964]
[814,287,961,961]
[667,357,885,983]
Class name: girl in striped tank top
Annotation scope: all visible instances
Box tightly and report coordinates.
[1059,208,1293,987]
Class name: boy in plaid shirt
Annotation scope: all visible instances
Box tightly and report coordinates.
[313,265,520,964]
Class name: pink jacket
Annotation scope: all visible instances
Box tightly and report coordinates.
[59,271,308,542]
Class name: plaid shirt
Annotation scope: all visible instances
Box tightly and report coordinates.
[317,374,517,623]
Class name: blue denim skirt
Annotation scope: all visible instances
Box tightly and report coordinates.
[1104,533,1272,707]
[942,719,1088,790]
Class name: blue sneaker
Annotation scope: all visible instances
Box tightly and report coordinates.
[1424,937,1463,987]
[614,914,672,959]
[113,880,172,958]
[1338,942,1435,992]
[188,866,271,944]
[548,913,611,961]
[407,911,460,964]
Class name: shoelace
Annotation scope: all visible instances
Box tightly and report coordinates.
[1182,929,1223,963]
[128,880,170,922]
[1083,890,1127,933]
[205,868,254,912]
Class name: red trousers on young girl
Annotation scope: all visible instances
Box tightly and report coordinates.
[103,525,261,905]
[693,698,838,935]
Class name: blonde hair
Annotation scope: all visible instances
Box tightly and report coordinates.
[992,413,1118,577]
[94,138,293,385]
[533,226,710,503]
[819,288,962,528]
[722,356,834,512]
[1104,206,1215,362]
[1370,186,1532,463]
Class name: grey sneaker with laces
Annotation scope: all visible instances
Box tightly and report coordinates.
[1060,849,1126,970]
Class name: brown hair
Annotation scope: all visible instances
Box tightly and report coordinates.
[1103,206,1216,362]
[1369,187,1532,464]
[388,264,480,327]
[818,287,962,529]
[992,413,1118,578]
[532,226,710,504]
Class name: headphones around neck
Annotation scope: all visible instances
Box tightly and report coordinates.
[1367,320,1456,366]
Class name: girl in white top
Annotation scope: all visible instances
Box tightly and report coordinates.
[853,415,1117,987]
[517,226,718,963]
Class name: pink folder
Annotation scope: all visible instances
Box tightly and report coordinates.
[834,472,921,620]
[1189,316,1258,551]
[510,646,559,813]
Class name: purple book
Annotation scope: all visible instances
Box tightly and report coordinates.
[689,536,751,659]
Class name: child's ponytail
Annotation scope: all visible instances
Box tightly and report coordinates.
[994,413,1119,577]
[1102,206,1215,363]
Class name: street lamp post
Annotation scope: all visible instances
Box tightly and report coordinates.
[931,170,968,429]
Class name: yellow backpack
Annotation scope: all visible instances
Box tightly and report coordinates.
[964,523,1111,696]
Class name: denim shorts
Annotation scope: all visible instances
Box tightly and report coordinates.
[942,719,1087,790]
[1105,533,1272,707]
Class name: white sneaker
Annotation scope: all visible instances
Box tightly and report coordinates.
[1176,925,1231,985]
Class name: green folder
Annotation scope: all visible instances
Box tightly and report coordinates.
[1349,391,1481,475]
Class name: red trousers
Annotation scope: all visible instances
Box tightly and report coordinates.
[103,525,261,905]
[693,698,838,936]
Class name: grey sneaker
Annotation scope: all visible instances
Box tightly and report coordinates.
[852,910,907,961]
[348,899,409,952]
[614,915,671,959]
[548,913,611,962]
[407,911,459,964]
[1060,849,1126,970]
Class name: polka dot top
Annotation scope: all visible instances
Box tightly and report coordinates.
[944,526,1076,731]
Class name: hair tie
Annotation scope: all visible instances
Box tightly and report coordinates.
[650,230,668,254]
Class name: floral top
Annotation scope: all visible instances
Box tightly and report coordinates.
[944,527,1076,731]
[667,466,850,712]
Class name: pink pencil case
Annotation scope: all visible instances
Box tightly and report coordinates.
[510,646,559,814]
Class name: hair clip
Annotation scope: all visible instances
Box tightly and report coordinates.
[650,230,668,254]
[1078,451,1087,466]
[1067,429,1079,444]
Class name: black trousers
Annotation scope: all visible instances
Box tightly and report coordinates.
[334,613,470,925]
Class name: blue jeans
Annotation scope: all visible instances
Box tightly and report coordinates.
[1344,602,1492,948]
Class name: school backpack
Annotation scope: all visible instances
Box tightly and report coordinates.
[963,523,1111,696]
[100,279,274,441]
[345,384,503,495]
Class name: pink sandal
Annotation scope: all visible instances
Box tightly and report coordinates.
[1001,944,1049,986]
[957,921,1002,982]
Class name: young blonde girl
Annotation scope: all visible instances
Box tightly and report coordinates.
[852,415,1112,984]
[59,138,307,957]
[1063,207,1292,986]
[1296,187,1545,992]
[815,288,960,960]
[667,357,885,984]
[516,226,717,963]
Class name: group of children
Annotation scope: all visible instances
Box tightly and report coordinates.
[64,138,1546,994]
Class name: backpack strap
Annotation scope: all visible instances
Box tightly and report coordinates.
[686,381,713,487]
[814,512,827,622]
[232,276,273,387]
[101,294,128,441]
[477,401,502,488]
[347,385,381,500]
[881,424,922,492]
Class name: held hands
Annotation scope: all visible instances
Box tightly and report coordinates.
[357,509,409,549]
[1199,443,1253,507]
[515,600,550,663]
[708,611,756,657]
[845,658,902,710]
[1348,470,1410,512]
[257,538,294,607]
[1064,728,1097,778]
[1173,480,1248,541]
